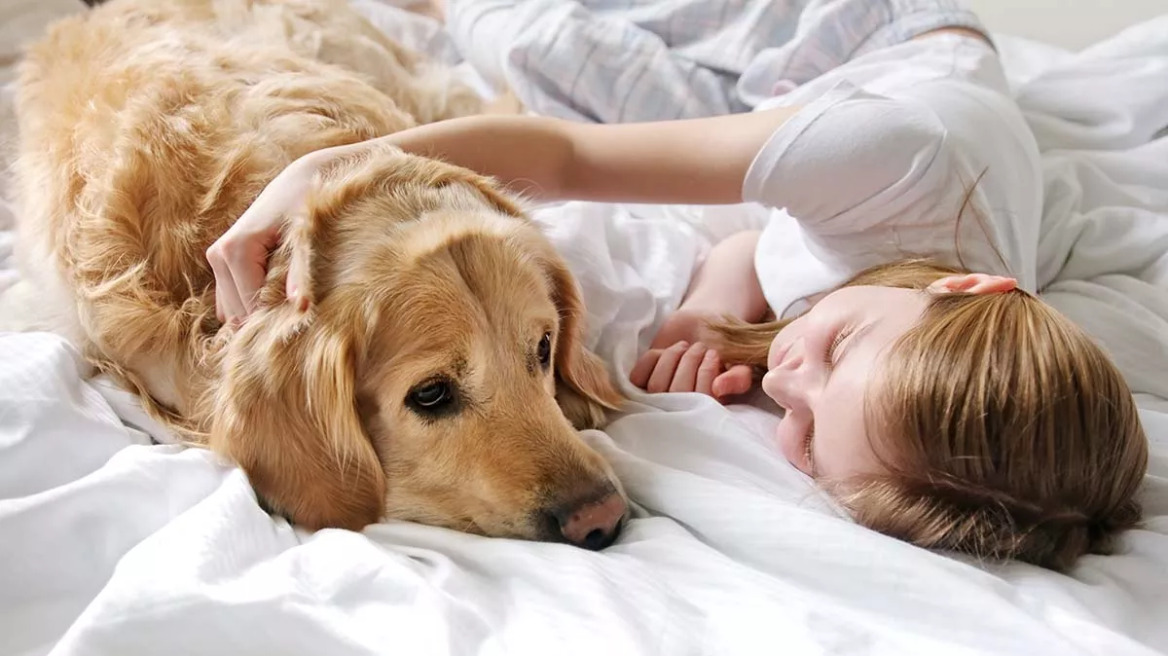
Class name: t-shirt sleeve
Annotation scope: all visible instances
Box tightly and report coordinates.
[742,84,953,234]
[742,41,1040,318]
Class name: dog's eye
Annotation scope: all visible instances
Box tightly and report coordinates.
[537,332,552,368]
[407,379,457,416]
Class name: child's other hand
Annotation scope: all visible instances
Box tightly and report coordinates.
[647,308,714,349]
[630,341,753,400]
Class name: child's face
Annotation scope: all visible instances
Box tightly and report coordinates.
[761,285,929,480]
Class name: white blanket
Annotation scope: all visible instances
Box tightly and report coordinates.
[2,3,1167,655]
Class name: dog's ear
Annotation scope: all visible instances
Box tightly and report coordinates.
[207,200,384,531]
[209,307,385,531]
[540,254,624,429]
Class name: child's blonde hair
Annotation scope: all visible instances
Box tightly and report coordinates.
[709,258,1148,571]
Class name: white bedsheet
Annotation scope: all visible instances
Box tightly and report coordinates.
[2,2,1167,655]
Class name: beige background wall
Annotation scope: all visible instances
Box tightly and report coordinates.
[965,0,1166,50]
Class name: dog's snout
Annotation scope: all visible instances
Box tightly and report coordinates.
[551,490,627,551]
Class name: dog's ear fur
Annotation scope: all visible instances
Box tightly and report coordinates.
[209,307,385,530]
[208,196,385,531]
[541,254,624,429]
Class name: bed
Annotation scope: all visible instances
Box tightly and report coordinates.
[2,1,1167,655]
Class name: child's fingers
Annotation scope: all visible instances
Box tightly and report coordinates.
[712,364,754,399]
[629,350,662,388]
[646,341,690,393]
[207,247,246,325]
[694,349,721,396]
[669,342,709,393]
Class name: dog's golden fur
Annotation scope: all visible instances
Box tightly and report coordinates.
[14,0,627,539]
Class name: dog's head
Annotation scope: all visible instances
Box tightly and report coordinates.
[208,146,628,549]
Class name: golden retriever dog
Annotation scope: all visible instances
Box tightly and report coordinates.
[12,0,629,549]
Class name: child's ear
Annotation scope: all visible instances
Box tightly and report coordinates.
[928,273,1017,295]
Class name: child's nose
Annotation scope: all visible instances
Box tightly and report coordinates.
[772,337,804,371]
[762,366,804,412]
[762,348,811,409]
[764,336,831,411]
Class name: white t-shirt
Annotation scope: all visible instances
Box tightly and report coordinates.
[743,34,1043,319]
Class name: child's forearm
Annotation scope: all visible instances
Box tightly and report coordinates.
[680,230,767,322]
[382,115,573,201]
[380,106,801,206]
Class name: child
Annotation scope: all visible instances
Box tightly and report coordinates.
[207,1,1148,571]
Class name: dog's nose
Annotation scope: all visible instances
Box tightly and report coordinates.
[556,491,627,550]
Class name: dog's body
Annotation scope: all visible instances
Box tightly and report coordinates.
[14,0,628,547]
[16,0,440,414]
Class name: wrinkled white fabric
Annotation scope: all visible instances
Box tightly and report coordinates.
[1,3,1166,655]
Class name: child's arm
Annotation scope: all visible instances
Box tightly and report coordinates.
[630,231,762,399]
[382,108,801,205]
[674,230,768,323]
[208,107,797,322]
